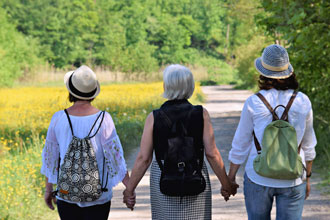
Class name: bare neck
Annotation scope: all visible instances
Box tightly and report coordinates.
[66,101,100,116]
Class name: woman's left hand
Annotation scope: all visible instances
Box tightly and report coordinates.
[123,189,136,210]
[305,180,311,200]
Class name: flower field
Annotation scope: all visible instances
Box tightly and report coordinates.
[0,82,204,219]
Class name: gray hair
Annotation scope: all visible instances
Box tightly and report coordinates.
[163,64,195,100]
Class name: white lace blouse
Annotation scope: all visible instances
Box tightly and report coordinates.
[41,110,127,207]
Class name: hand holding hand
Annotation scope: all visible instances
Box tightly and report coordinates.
[123,189,136,210]
[220,187,230,201]
[220,174,239,201]
[230,180,239,196]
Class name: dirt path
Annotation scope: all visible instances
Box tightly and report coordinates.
[109,85,330,219]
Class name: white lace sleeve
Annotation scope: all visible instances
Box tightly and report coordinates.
[41,140,60,184]
[103,135,127,188]
[101,112,127,188]
[41,112,61,184]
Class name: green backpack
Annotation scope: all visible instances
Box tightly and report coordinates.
[253,91,304,180]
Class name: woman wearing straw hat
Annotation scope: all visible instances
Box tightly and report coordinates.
[41,65,132,220]
[225,44,317,220]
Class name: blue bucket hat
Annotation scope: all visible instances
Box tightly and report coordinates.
[255,44,294,79]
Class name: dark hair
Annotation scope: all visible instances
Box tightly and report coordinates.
[258,73,299,90]
[68,93,94,103]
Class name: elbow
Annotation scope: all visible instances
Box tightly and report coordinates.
[137,154,152,168]
[205,151,218,161]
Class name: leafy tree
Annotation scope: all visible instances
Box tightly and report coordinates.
[258,0,330,173]
[0,8,41,86]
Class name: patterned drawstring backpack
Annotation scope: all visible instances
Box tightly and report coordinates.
[55,109,108,202]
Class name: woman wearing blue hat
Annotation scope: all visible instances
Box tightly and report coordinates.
[225,44,317,220]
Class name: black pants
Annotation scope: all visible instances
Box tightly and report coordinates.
[57,200,111,220]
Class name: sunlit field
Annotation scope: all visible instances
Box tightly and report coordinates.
[0,82,204,220]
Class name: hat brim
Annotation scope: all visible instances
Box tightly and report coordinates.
[255,57,294,79]
[64,71,100,100]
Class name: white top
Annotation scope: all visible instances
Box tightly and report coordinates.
[229,89,317,188]
[41,110,127,207]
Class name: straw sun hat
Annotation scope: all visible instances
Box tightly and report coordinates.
[64,65,100,100]
[255,44,294,79]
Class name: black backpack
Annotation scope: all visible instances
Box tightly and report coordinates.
[156,108,206,197]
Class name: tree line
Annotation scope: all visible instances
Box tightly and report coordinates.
[259,0,330,177]
[0,0,258,86]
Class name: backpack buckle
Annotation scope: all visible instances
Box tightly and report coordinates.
[177,162,185,168]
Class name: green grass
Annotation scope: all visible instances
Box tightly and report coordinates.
[0,138,59,220]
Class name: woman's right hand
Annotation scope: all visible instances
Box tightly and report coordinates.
[44,190,56,210]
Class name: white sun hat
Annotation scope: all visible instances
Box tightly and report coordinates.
[64,65,100,100]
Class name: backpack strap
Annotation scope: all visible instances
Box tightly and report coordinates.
[156,110,172,171]
[253,131,262,154]
[281,91,298,121]
[282,91,302,153]
[253,93,273,154]
[88,111,105,138]
[101,157,109,192]
[159,110,172,130]
[256,93,279,120]
[253,91,299,154]
[64,109,74,136]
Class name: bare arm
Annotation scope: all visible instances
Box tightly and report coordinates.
[126,113,154,193]
[122,171,130,187]
[203,108,231,192]
[228,162,241,182]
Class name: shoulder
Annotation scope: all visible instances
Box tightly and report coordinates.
[146,112,154,124]
[242,94,258,110]
[101,111,115,127]
[49,110,65,125]
[294,91,312,112]
[296,91,312,105]
[201,106,211,122]
[52,110,65,119]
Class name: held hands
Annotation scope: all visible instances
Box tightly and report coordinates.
[123,189,136,210]
[220,176,239,201]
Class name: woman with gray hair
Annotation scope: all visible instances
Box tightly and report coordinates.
[123,64,236,219]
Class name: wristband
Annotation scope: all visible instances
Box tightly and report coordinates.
[306,172,312,178]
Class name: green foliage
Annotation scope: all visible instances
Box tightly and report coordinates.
[222,0,272,89]
[0,0,236,77]
[259,0,330,179]
[0,8,41,86]
[197,56,238,85]
[234,35,271,89]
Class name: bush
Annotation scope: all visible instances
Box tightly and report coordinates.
[193,56,238,85]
